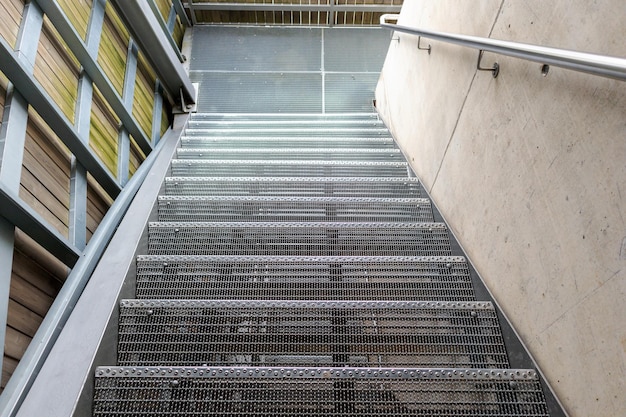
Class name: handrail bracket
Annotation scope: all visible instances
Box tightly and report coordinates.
[477,50,499,78]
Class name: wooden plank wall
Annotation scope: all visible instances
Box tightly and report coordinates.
[1,0,181,391]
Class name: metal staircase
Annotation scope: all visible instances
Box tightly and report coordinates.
[92,113,550,416]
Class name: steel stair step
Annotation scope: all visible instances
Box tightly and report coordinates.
[180,136,397,149]
[147,222,452,256]
[157,196,434,222]
[93,366,549,416]
[189,112,382,122]
[183,127,391,138]
[170,160,409,177]
[118,299,508,368]
[176,148,404,161]
[163,177,425,198]
[135,255,474,300]
[186,120,385,130]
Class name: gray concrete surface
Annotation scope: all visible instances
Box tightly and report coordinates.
[376,1,626,416]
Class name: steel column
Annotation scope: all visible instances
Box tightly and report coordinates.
[172,0,191,27]
[34,0,153,155]
[151,81,165,145]
[69,0,107,250]
[0,1,44,378]
[117,41,138,185]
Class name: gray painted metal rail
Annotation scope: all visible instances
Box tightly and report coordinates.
[381,14,626,81]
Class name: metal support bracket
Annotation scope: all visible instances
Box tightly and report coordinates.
[175,82,199,114]
[477,50,499,78]
[417,36,431,54]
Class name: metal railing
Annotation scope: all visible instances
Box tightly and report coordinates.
[380,14,626,81]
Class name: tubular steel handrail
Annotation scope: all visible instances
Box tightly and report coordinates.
[380,14,626,81]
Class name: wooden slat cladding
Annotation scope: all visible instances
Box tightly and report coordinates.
[34,16,80,124]
[90,86,119,177]
[3,230,67,390]
[97,2,130,97]
[86,174,113,242]
[129,136,147,178]
[0,0,23,49]
[56,0,93,41]
[133,51,157,138]
[19,108,72,238]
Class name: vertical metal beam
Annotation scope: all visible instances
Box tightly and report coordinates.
[166,5,177,33]
[117,41,138,185]
[150,81,164,145]
[187,0,197,25]
[69,0,106,250]
[328,0,335,27]
[172,0,191,27]
[0,0,44,383]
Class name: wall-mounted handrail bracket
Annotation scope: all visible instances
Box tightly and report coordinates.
[477,50,499,78]
[417,36,431,54]
[380,14,626,81]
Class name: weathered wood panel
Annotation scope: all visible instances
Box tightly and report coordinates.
[97,2,129,96]
[132,51,156,137]
[34,16,80,123]
[56,0,93,41]
[90,87,119,177]
[86,174,112,242]
[19,108,71,238]
[0,0,23,49]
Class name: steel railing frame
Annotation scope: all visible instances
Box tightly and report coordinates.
[380,14,626,81]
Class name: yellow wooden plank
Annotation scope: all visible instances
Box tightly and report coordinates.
[0,0,23,49]
[89,87,119,176]
[97,2,130,96]
[56,0,93,40]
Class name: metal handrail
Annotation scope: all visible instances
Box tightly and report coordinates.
[380,14,626,81]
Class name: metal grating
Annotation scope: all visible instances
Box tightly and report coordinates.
[189,27,322,72]
[185,119,385,128]
[157,196,433,222]
[135,255,475,301]
[94,367,549,417]
[170,160,409,177]
[118,300,509,368]
[182,127,391,137]
[189,72,324,113]
[324,29,393,73]
[180,136,396,149]
[147,222,452,256]
[163,177,425,198]
[176,148,403,162]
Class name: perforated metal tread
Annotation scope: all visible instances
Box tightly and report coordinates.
[135,255,474,300]
[157,196,434,222]
[186,119,385,128]
[180,137,396,149]
[176,148,404,162]
[182,127,391,138]
[190,112,382,121]
[164,177,424,198]
[147,222,451,256]
[118,300,509,368]
[170,159,409,177]
[94,367,548,417]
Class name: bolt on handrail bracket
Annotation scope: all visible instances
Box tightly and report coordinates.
[380,14,626,81]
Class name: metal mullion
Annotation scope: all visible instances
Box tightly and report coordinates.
[172,0,191,27]
[117,41,138,186]
[69,0,106,250]
[34,0,153,156]
[0,1,45,376]
[0,36,121,198]
[187,0,197,26]
[166,6,178,33]
[150,81,165,146]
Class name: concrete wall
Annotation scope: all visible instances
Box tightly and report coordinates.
[376,1,625,416]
